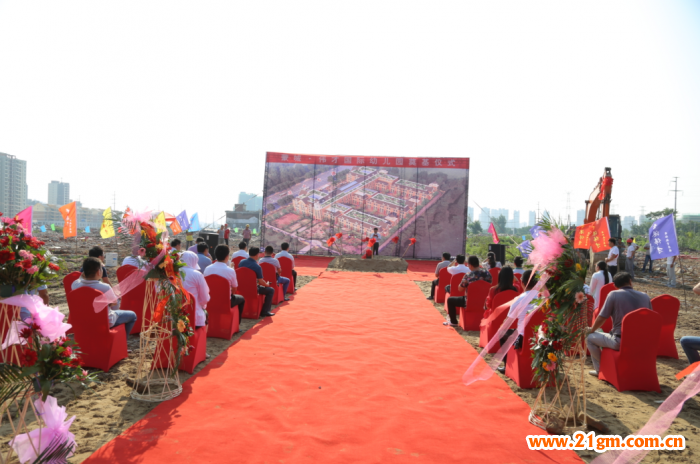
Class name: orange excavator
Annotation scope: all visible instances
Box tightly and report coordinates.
[584,167,621,239]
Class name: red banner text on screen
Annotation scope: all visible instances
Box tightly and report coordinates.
[266,152,469,170]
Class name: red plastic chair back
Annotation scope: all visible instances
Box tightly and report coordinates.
[205,275,239,339]
[479,290,518,353]
[153,293,207,374]
[598,282,616,310]
[63,271,81,295]
[278,257,295,294]
[116,265,150,334]
[505,308,552,389]
[66,287,128,372]
[232,257,244,269]
[235,267,263,319]
[447,273,466,297]
[513,273,522,282]
[459,280,491,331]
[488,267,500,284]
[652,294,680,358]
[599,308,661,392]
[435,267,451,304]
[261,262,283,305]
[491,289,518,312]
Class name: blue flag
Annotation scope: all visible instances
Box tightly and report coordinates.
[529,225,543,239]
[177,210,190,231]
[649,214,679,260]
[522,235,527,240]
[85,226,90,233]
[189,213,201,232]
[517,240,532,258]
[40,225,46,233]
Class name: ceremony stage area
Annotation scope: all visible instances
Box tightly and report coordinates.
[84,271,580,463]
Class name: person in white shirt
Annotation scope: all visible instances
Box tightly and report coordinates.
[444,254,469,294]
[667,255,677,287]
[497,270,538,373]
[427,252,452,300]
[232,241,250,260]
[370,227,381,256]
[203,245,245,323]
[605,238,620,276]
[625,238,638,278]
[512,257,525,276]
[275,242,296,293]
[72,257,137,342]
[259,246,291,301]
[122,246,145,268]
[483,252,502,270]
[589,261,613,309]
[179,251,211,328]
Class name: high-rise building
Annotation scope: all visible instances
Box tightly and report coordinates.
[0,153,28,217]
[467,206,474,222]
[528,211,536,226]
[576,209,585,226]
[638,215,646,226]
[238,192,262,211]
[478,207,490,225]
[48,181,70,206]
[622,216,636,231]
[512,211,520,229]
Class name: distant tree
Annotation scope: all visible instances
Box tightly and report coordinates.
[646,208,676,221]
[469,220,483,235]
[494,214,507,233]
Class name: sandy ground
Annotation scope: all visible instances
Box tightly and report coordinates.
[415,255,700,463]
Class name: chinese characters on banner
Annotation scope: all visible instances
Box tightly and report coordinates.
[517,240,532,258]
[487,222,500,244]
[573,217,610,252]
[574,222,596,249]
[59,202,77,239]
[166,213,182,235]
[176,210,190,231]
[266,152,469,169]
[649,214,679,260]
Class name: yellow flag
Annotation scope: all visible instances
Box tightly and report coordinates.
[155,211,167,232]
[100,207,115,238]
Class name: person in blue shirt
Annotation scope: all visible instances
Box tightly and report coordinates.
[238,247,276,317]
[196,243,212,273]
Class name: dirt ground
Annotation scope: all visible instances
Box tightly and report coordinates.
[415,253,700,463]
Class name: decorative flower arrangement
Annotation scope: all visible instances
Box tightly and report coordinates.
[0,214,60,297]
[528,216,589,386]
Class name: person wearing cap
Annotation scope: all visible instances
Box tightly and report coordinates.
[180,251,211,328]
[625,237,638,279]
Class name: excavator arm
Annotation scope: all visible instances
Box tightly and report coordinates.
[584,167,613,224]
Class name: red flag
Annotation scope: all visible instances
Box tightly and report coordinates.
[59,202,77,238]
[574,222,596,250]
[11,206,33,236]
[488,223,499,244]
[590,217,612,253]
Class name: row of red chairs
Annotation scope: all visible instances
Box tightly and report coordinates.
[233,256,295,295]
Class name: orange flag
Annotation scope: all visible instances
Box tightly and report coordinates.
[59,201,77,238]
[590,217,611,253]
[166,213,183,235]
[573,222,596,250]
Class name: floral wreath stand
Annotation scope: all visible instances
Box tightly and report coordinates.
[130,280,182,402]
[529,304,588,434]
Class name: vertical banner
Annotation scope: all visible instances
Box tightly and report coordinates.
[488,223,500,244]
[574,222,596,249]
[100,207,115,239]
[177,210,190,231]
[189,213,201,232]
[13,206,33,236]
[59,202,77,238]
[154,212,167,232]
[649,214,679,260]
[260,152,469,259]
[591,217,612,253]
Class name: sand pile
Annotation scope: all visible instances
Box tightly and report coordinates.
[327,255,408,273]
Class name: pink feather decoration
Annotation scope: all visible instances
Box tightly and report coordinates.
[527,228,566,269]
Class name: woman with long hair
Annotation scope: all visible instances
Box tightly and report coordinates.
[485,266,518,310]
[589,261,613,309]
[482,252,502,270]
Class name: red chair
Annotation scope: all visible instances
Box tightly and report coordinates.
[153,294,207,374]
[488,267,500,284]
[66,287,128,372]
[599,308,661,393]
[479,290,518,353]
[235,267,263,319]
[459,280,491,331]
[261,263,284,305]
[204,275,239,339]
[513,273,522,283]
[63,271,81,295]
[435,267,451,304]
[232,257,245,269]
[116,265,151,334]
[505,309,553,389]
[443,273,465,314]
[279,257,295,294]
[652,294,680,358]
[591,282,616,333]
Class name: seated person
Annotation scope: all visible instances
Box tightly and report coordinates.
[238,247,276,318]
[679,280,700,365]
[80,246,111,285]
[122,245,145,268]
[482,252,502,270]
[497,270,538,373]
[427,252,452,300]
[170,238,183,253]
[196,243,212,273]
[485,266,518,310]
[180,251,211,329]
[444,255,492,326]
[232,241,250,260]
[444,254,470,294]
[72,257,137,341]
[259,246,291,301]
[589,261,613,309]
[275,242,297,292]
[586,272,653,377]
[188,237,205,253]
[512,257,525,276]
[203,245,245,323]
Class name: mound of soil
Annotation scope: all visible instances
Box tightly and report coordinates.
[327,256,408,273]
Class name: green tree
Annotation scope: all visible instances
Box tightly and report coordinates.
[469,220,483,235]
[494,214,507,233]
[646,208,676,221]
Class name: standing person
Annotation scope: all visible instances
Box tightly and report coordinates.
[427,252,452,300]
[589,261,613,309]
[605,238,619,276]
[667,254,678,288]
[242,225,252,246]
[204,245,245,323]
[185,230,194,249]
[444,255,492,327]
[179,251,211,329]
[218,225,225,246]
[224,224,230,246]
[238,247,276,317]
[586,272,652,377]
[259,246,291,301]
[370,227,381,256]
[642,240,653,273]
[276,242,297,293]
[625,238,638,279]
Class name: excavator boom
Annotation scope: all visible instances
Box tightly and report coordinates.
[584,167,613,224]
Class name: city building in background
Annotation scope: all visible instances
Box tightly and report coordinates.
[622,216,636,231]
[681,214,700,224]
[48,180,70,205]
[478,207,490,225]
[528,211,536,226]
[33,203,106,230]
[238,192,262,212]
[226,203,260,231]
[576,209,585,226]
[0,152,28,217]
[467,206,474,222]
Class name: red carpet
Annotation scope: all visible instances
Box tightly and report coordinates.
[85,272,580,463]
[406,259,439,280]
[293,255,334,276]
